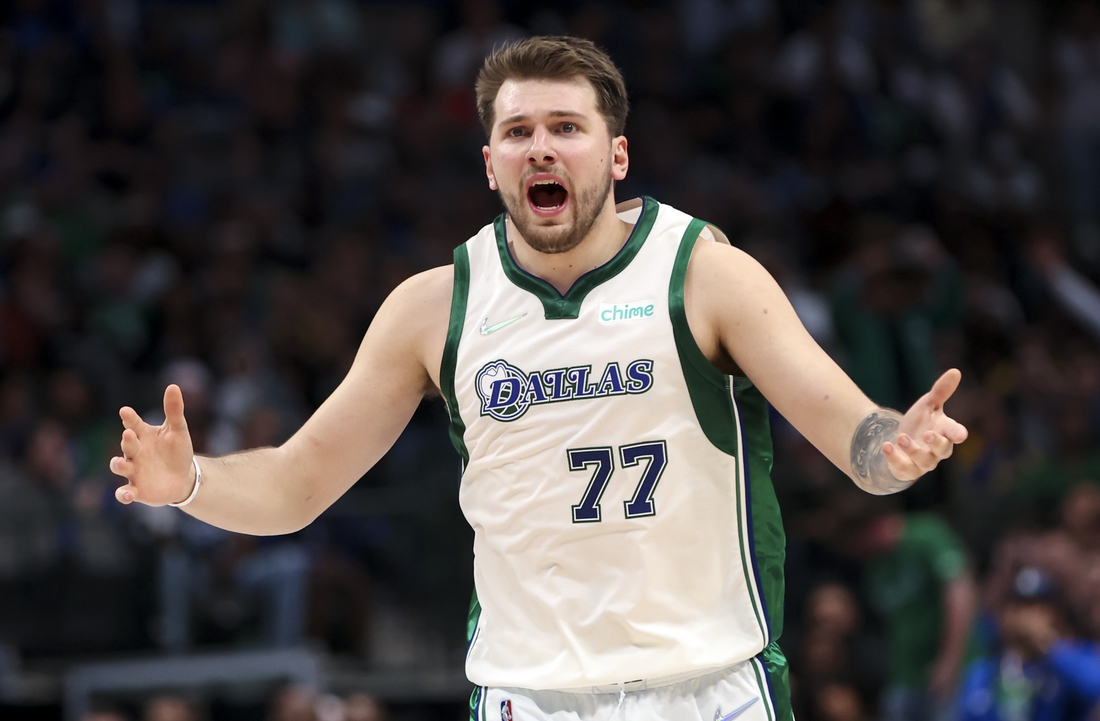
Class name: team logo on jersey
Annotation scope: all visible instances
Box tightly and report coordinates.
[476,358,655,422]
[501,699,513,721]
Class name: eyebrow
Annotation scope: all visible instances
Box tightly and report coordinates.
[497,110,590,127]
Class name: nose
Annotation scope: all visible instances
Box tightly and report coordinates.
[526,126,557,166]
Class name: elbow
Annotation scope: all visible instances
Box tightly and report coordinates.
[261,445,327,536]
[273,489,327,536]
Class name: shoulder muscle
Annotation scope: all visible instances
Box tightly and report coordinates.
[356,264,454,395]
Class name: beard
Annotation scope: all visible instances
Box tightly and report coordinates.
[499,168,614,255]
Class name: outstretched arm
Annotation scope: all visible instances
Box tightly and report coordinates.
[110,266,453,535]
[685,239,967,492]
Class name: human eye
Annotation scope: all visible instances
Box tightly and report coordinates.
[560,122,577,133]
[507,126,527,138]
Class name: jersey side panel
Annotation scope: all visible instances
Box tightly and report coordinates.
[442,242,471,463]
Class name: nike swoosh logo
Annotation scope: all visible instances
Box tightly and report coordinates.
[716,698,759,721]
[479,312,528,335]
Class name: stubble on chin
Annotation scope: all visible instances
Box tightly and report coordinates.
[499,173,613,256]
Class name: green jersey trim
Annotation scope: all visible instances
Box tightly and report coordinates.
[467,585,482,644]
[448,245,480,687]
[493,197,659,320]
[668,218,740,455]
[758,642,794,721]
[735,382,785,644]
[765,642,792,721]
[442,244,470,463]
[468,686,486,721]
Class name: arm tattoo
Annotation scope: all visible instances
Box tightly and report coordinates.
[850,410,910,495]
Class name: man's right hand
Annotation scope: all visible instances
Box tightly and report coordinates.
[110,384,197,506]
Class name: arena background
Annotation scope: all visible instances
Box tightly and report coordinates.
[0,0,1097,719]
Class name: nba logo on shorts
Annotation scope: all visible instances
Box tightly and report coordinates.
[500,699,513,721]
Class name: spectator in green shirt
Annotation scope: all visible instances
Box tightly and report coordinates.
[844,506,978,721]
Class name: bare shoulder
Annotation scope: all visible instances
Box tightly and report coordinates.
[386,264,455,315]
[683,236,804,373]
[685,237,779,312]
[366,264,454,393]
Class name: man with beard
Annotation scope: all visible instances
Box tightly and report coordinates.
[110,36,967,721]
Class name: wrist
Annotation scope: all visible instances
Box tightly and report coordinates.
[168,456,203,508]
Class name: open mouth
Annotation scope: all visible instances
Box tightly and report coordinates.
[527,179,569,214]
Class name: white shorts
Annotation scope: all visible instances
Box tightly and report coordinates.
[470,655,784,721]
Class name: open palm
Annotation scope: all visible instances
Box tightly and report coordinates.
[110,384,196,506]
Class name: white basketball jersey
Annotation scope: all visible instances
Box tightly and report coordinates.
[440,197,785,691]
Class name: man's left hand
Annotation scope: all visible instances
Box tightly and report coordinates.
[883,369,969,481]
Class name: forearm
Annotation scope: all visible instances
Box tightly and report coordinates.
[849,408,910,494]
[177,445,325,536]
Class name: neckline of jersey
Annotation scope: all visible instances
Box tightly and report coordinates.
[492,196,659,320]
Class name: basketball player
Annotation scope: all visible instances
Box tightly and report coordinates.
[110,37,967,721]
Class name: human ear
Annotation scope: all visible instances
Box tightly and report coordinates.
[483,146,498,190]
[611,136,628,181]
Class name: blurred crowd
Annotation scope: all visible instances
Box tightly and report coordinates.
[83,686,389,721]
[2,0,1100,718]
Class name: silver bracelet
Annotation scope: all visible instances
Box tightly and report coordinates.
[169,456,203,508]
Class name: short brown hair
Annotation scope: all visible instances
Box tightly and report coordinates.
[476,36,629,139]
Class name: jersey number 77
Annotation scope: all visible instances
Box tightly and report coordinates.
[567,440,667,523]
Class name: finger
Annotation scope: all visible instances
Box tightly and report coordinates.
[926,368,962,409]
[895,433,939,472]
[109,455,134,477]
[943,420,968,444]
[119,406,147,433]
[121,428,141,460]
[115,483,138,504]
[922,431,955,459]
[163,384,188,432]
[883,441,922,480]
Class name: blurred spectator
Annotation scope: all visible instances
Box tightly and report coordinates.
[269,684,317,721]
[1029,229,1100,344]
[0,372,35,460]
[831,220,961,410]
[344,693,386,721]
[945,386,1021,564]
[958,567,1100,721]
[1011,394,1100,525]
[792,581,886,719]
[82,712,130,721]
[813,682,872,721]
[911,0,994,64]
[158,509,310,652]
[1053,1,1100,264]
[0,420,64,580]
[986,483,1100,640]
[843,502,978,721]
[144,695,200,721]
[433,0,523,93]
